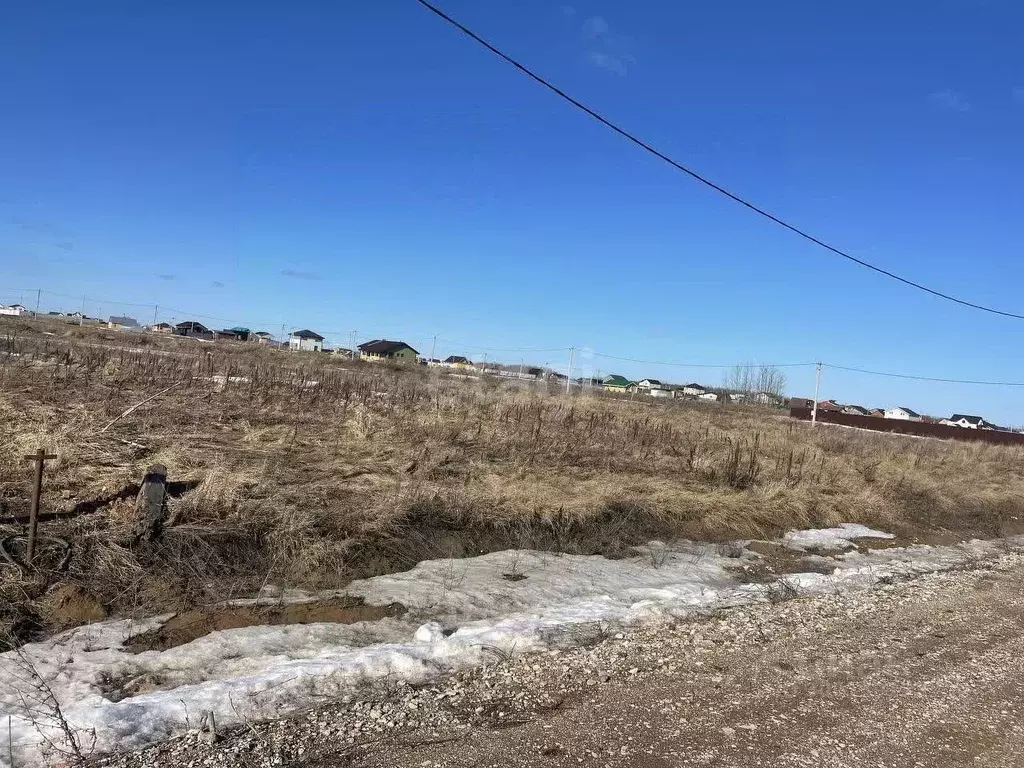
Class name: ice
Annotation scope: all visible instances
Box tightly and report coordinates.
[0,528,1011,766]
[782,523,895,551]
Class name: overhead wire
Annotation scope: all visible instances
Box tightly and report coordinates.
[591,351,816,369]
[823,363,1024,387]
[414,0,1024,321]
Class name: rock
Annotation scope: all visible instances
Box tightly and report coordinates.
[414,621,446,643]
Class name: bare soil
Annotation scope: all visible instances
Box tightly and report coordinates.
[125,597,406,653]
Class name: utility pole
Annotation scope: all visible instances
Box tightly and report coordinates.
[153,305,159,327]
[430,335,437,363]
[79,295,86,325]
[280,323,287,347]
[481,353,488,374]
[518,358,524,379]
[566,347,575,395]
[811,361,822,426]
[350,330,357,359]
[34,289,41,317]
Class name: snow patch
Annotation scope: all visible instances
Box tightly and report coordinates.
[783,523,895,551]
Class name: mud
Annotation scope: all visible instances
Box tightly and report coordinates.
[125,596,406,653]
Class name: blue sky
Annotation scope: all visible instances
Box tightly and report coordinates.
[3,1,1024,421]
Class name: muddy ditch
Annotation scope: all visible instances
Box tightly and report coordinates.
[125,596,407,653]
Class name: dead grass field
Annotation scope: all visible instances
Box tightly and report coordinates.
[2,317,1022,645]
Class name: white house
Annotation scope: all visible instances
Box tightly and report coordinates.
[884,406,922,422]
[680,383,707,397]
[288,329,325,352]
[699,391,719,402]
[0,304,28,317]
[636,379,664,391]
[649,388,673,398]
[940,414,995,429]
[750,392,782,406]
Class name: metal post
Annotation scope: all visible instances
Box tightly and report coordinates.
[518,358,524,379]
[80,295,86,325]
[811,361,822,426]
[430,335,437,363]
[34,289,41,317]
[24,449,55,563]
[566,347,575,395]
[153,305,159,326]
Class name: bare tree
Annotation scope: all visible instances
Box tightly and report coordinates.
[724,364,787,399]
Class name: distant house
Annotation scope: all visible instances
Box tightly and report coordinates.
[699,391,720,402]
[332,347,354,358]
[679,383,707,397]
[358,339,418,363]
[751,392,782,406]
[730,393,746,403]
[151,322,173,333]
[108,315,139,330]
[649,388,673,399]
[867,408,885,417]
[444,355,474,370]
[0,304,28,317]
[602,374,632,393]
[940,414,997,430]
[636,379,664,391]
[884,406,922,422]
[788,397,813,410]
[175,321,212,337]
[220,327,250,342]
[252,331,275,345]
[817,400,843,412]
[289,329,325,352]
[842,405,870,416]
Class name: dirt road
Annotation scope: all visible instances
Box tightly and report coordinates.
[104,554,1024,768]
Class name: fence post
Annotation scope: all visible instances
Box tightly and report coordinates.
[23,449,56,563]
[135,464,169,543]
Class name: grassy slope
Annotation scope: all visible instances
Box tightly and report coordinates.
[1,317,1021,641]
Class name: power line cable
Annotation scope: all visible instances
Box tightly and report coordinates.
[824,363,1024,387]
[415,0,1024,321]
[436,337,571,353]
[592,351,816,369]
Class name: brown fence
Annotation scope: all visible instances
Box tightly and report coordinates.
[789,408,1024,446]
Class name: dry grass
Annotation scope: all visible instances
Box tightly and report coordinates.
[2,317,1023,643]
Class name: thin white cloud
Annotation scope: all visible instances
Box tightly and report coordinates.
[583,15,609,38]
[281,268,319,280]
[929,89,971,112]
[560,5,576,18]
[588,51,626,75]
[1013,87,1024,103]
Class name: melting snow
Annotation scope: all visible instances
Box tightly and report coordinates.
[0,530,1009,765]
[782,523,895,551]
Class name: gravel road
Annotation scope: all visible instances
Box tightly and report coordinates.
[102,552,1024,768]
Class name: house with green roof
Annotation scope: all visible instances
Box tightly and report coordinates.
[602,374,633,393]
